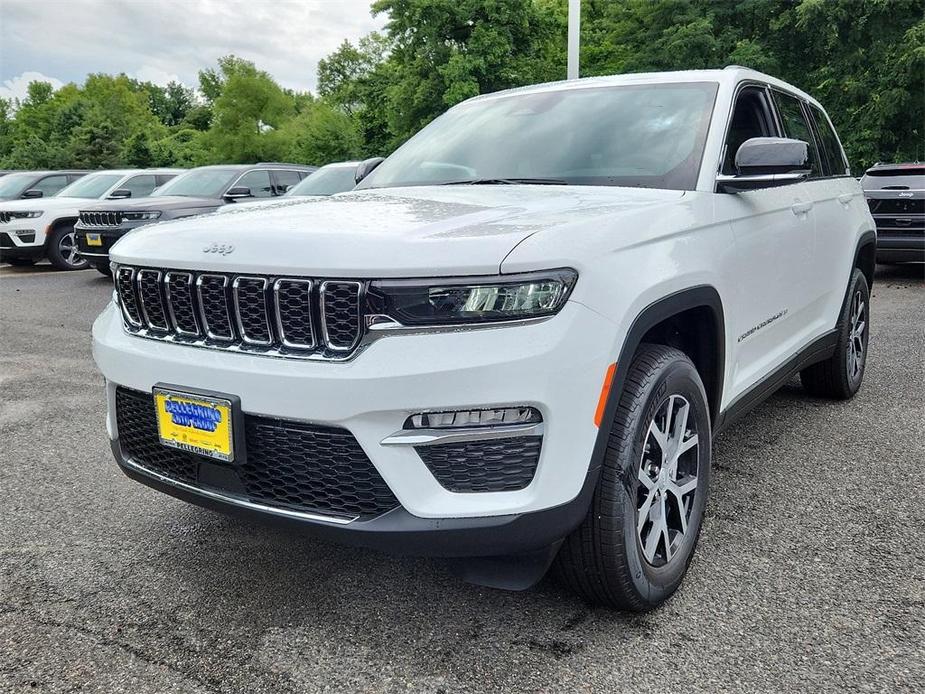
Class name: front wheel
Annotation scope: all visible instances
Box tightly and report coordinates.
[47,226,88,271]
[554,344,711,610]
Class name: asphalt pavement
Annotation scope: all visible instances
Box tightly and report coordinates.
[1,261,923,693]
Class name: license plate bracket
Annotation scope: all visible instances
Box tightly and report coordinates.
[153,384,244,464]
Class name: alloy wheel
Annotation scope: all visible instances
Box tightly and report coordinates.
[58,231,82,267]
[846,289,866,382]
[637,394,701,567]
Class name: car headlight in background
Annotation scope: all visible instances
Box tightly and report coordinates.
[366,268,577,326]
[122,211,162,221]
[4,211,42,219]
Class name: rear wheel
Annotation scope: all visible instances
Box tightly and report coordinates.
[800,268,869,399]
[555,344,711,610]
[47,225,88,271]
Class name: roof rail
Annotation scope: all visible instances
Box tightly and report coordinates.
[255,162,313,167]
[723,65,748,71]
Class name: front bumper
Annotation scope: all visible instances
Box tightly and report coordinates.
[93,300,616,553]
[0,229,44,260]
[74,225,131,264]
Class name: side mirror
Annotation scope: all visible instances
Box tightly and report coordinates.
[717,137,811,193]
[108,188,132,199]
[224,186,252,200]
[355,157,385,185]
[21,189,43,199]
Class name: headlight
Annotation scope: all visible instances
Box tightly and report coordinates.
[366,268,577,326]
[122,211,161,221]
[6,211,41,219]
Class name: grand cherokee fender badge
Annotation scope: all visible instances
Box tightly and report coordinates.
[738,309,788,343]
[203,242,235,255]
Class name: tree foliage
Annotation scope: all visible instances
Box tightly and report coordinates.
[0,1,920,172]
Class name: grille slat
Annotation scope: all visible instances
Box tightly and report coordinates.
[320,281,363,351]
[115,387,399,519]
[115,267,142,327]
[136,269,170,331]
[164,272,200,336]
[233,277,272,346]
[116,265,365,360]
[274,279,315,349]
[197,274,235,341]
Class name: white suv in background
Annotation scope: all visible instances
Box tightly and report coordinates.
[93,68,876,610]
[0,168,181,270]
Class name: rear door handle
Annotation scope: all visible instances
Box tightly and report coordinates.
[791,201,813,215]
[837,193,854,205]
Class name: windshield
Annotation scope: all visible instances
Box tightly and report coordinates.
[0,173,37,196]
[359,82,718,191]
[288,165,357,196]
[56,173,123,199]
[154,168,239,198]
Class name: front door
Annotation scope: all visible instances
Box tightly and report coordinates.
[716,86,816,400]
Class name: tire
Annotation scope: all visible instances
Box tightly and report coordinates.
[46,225,88,271]
[554,343,711,611]
[800,268,869,399]
[5,258,35,267]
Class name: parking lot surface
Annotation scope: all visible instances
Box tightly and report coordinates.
[1,262,922,693]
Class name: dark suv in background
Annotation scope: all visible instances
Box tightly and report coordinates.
[0,170,88,201]
[861,162,924,264]
[75,163,316,274]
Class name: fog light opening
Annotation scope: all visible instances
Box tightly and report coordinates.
[406,406,542,430]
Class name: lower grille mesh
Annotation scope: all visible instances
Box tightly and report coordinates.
[416,436,542,493]
[115,387,399,519]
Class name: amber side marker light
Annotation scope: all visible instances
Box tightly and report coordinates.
[594,362,617,427]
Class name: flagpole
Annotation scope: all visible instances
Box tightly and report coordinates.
[567,0,580,80]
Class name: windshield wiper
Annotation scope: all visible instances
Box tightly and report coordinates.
[442,177,568,186]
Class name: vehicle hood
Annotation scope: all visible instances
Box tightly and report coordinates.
[110,185,686,277]
[0,196,92,214]
[81,196,221,212]
[214,196,327,215]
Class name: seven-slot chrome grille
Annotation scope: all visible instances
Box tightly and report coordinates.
[79,210,125,227]
[114,265,365,360]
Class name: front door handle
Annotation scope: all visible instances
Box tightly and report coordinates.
[837,193,854,205]
[791,201,813,216]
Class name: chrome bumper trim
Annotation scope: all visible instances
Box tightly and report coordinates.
[380,422,544,447]
[121,455,358,525]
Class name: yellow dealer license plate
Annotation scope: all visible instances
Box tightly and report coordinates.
[86,233,102,246]
[154,388,234,462]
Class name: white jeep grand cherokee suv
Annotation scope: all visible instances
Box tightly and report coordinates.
[92,68,876,610]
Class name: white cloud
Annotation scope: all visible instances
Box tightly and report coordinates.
[0,0,385,95]
[132,66,183,87]
[0,71,64,103]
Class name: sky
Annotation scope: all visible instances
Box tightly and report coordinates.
[0,0,385,101]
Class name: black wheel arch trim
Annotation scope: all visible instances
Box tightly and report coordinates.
[585,284,726,489]
[853,229,877,289]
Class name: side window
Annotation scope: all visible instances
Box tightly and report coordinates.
[273,170,302,195]
[233,170,273,198]
[31,174,70,196]
[155,174,176,187]
[809,105,849,176]
[120,175,157,198]
[772,91,821,177]
[68,173,86,183]
[721,87,778,174]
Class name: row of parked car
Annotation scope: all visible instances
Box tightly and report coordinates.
[0,159,372,272]
[0,156,921,273]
